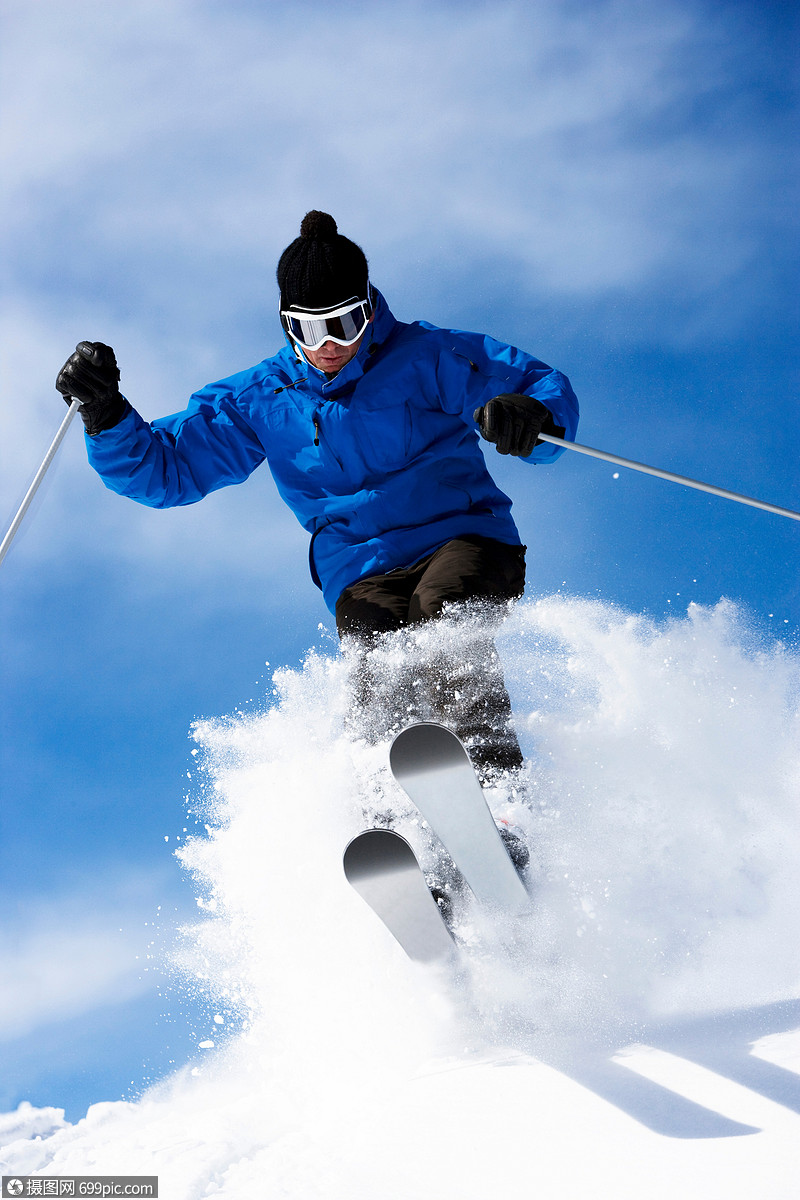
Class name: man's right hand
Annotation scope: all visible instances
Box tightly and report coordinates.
[474,393,555,457]
[56,342,127,436]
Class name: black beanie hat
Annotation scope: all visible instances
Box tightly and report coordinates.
[277,211,369,310]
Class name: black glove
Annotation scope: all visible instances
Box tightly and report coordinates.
[473,393,560,457]
[56,342,127,436]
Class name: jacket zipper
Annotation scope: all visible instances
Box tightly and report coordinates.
[312,409,344,469]
[274,379,338,461]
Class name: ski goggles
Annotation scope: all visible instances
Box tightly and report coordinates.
[280,295,372,351]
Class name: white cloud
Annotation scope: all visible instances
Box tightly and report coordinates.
[1,0,788,308]
[0,873,171,1041]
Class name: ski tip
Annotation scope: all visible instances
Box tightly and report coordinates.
[389,721,466,776]
[343,828,416,883]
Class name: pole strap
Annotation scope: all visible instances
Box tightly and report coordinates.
[537,432,800,523]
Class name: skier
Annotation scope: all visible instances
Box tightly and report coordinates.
[56,210,579,788]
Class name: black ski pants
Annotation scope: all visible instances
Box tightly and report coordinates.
[335,535,526,778]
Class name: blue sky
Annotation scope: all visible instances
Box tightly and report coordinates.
[1,0,797,1121]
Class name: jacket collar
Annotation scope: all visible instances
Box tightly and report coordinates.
[284,288,397,395]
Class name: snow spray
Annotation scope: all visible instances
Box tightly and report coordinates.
[176,595,800,1059]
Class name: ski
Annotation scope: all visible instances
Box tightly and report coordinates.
[389,722,530,913]
[343,828,455,962]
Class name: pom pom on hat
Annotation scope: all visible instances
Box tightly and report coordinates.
[299,210,338,240]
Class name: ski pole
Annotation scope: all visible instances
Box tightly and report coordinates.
[537,431,800,524]
[0,399,82,567]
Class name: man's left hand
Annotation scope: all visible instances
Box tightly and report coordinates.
[473,393,554,457]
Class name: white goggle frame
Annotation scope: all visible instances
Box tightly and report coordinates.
[281,294,372,352]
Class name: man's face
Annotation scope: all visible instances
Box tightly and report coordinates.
[302,332,366,375]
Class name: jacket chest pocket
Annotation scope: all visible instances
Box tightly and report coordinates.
[347,397,413,474]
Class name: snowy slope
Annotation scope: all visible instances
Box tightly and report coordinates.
[2,596,799,1199]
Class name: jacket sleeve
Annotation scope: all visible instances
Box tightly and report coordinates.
[436,328,579,464]
[86,388,268,508]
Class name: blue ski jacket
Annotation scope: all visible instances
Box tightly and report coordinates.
[87,290,579,613]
